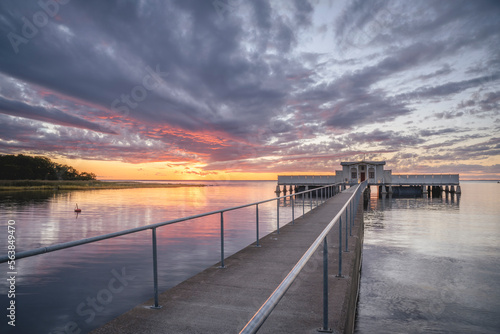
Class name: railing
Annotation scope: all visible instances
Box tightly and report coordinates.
[0,182,343,309]
[390,174,459,185]
[278,175,339,185]
[240,180,368,333]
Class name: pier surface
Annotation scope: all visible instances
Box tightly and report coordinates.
[92,187,364,334]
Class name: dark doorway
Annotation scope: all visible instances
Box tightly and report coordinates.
[360,172,366,181]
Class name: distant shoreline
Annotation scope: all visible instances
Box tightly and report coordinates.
[0,180,206,191]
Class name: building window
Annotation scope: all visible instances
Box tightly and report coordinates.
[351,168,357,179]
[369,169,375,179]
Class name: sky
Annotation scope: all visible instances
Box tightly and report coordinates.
[0,0,499,180]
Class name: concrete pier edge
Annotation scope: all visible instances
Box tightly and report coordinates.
[344,198,364,334]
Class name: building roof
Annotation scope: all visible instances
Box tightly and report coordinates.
[340,161,386,166]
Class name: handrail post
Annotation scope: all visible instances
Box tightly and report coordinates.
[291,195,295,224]
[219,212,226,268]
[349,201,353,236]
[310,191,313,210]
[353,198,355,228]
[255,204,261,247]
[150,228,161,309]
[316,189,319,207]
[336,216,343,278]
[276,198,280,234]
[318,236,332,332]
[302,193,305,215]
[345,206,349,252]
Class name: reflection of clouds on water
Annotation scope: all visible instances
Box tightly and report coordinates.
[364,209,385,230]
[358,271,481,333]
[357,183,500,333]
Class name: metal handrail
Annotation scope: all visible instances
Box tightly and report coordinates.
[240,180,367,333]
[0,183,340,263]
[0,182,344,309]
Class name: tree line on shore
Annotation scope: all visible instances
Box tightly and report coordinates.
[0,154,96,180]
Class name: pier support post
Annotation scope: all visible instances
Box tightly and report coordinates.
[422,185,428,194]
[275,185,281,196]
[456,185,461,194]
[450,185,455,193]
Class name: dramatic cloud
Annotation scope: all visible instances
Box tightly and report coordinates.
[0,0,499,178]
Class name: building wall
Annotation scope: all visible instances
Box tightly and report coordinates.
[340,163,386,184]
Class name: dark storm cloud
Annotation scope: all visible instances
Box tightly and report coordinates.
[419,128,459,137]
[345,129,425,149]
[0,96,116,134]
[413,74,500,99]
[331,0,500,126]
[417,65,453,81]
[0,0,302,135]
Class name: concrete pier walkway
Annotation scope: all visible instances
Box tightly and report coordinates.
[91,187,364,334]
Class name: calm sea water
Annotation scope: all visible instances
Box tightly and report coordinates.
[0,180,304,334]
[1,181,498,333]
[355,182,500,334]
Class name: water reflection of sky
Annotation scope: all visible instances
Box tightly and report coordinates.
[0,181,308,334]
[356,182,500,334]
